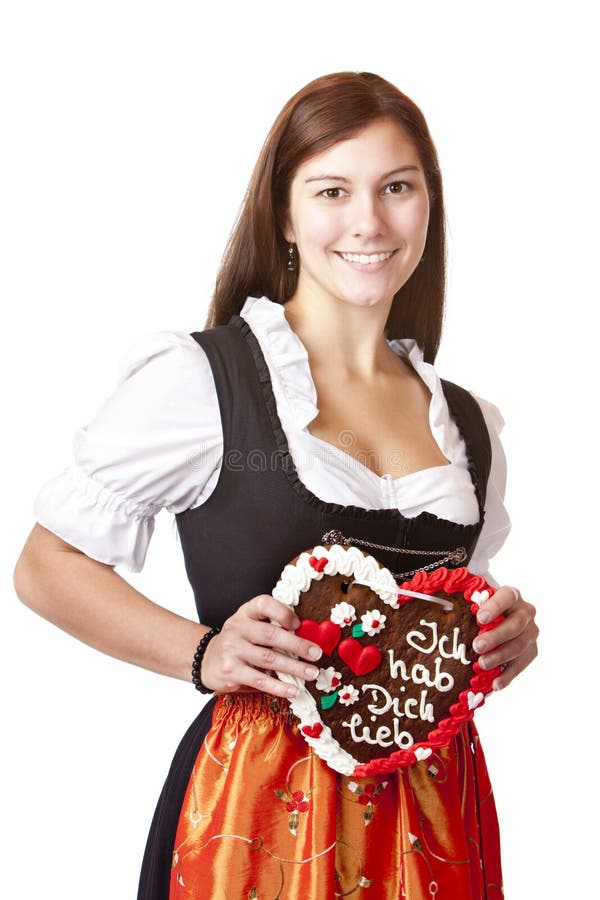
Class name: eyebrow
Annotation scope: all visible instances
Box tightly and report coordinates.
[304,165,422,184]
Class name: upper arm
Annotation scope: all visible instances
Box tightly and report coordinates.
[14,523,114,604]
[16,522,87,566]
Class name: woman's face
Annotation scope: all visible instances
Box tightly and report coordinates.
[284,117,430,312]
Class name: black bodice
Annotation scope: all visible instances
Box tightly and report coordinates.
[175,314,491,627]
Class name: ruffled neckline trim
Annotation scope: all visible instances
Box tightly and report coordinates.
[239,295,456,464]
[227,312,484,535]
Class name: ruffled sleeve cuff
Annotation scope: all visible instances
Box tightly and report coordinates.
[33,464,157,573]
[32,329,224,573]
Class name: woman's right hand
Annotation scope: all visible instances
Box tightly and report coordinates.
[200,594,323,698]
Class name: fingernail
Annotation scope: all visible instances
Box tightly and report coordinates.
[305,666,319,679]
[473,638,486,653]
[291,617,301,630]
[479,656,489,670]
[478,611,490,624]
[308,646,322,660]
[287,686,299,698]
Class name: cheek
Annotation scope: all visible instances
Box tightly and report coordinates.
[405,197,430,235]
[297,206,344,248]
[390,199,430,254]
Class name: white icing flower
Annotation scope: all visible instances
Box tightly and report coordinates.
[330,601,357,626]
[338,684,359,706]
[360,610,387,636]
[315,666,342,692]
[470,589,490,607]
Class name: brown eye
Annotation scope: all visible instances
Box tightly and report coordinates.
[386,181,410,194]
[320,188,344,199]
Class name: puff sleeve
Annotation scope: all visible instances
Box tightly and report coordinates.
[467,393,512,588]
[32,331,223,573]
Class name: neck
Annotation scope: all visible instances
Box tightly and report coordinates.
[283,286,399,381]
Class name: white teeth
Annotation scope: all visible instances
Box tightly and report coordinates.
[339,251,394,264]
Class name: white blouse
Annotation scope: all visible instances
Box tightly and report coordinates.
[33,295,511,586]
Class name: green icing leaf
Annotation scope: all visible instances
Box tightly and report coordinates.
[320,691,338,710]
[352,623,365,638]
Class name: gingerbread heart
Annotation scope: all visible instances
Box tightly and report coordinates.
[272,543,502,777]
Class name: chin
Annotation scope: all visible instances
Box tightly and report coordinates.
[338,282,396,306]
[336,294,390,310]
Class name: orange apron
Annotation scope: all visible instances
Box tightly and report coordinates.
[169,693,502,899]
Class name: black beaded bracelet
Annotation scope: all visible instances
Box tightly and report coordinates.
[191,625,222,693]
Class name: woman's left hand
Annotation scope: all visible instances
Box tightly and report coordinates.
[472,586,538,690]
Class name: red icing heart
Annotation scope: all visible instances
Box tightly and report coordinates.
[302,723,323,738]
[309,555,328,572]
[296,619,341,656]
[338,638,382,676]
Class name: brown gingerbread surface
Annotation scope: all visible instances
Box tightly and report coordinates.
[291,550,480,764]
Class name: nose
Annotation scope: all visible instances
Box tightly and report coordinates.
[350,192,387,239]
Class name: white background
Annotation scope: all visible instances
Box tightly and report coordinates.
[2,1,597,897]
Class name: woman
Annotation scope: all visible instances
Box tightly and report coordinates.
[15,72,538,898]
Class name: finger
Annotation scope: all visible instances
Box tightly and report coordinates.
[210,639,304,699]
[491,642,538,691]
[477,623,538,672]
[473,601,534,653]
[215,625,321,689]
[233,662,303,699]
[477,585,521,625]
[244,594,301,631]
[243,618,323,663]
[243,641,321,682]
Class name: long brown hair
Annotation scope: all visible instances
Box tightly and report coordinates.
[205,71,446,363]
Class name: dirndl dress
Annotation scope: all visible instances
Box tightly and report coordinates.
[137,315,503,899]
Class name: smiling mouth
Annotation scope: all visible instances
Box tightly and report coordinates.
[336,250,397,264]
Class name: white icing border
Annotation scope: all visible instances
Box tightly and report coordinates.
[272,544,399,775]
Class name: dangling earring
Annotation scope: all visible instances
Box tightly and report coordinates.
[287,243,297,272]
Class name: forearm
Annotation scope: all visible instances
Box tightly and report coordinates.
[14,535,207,683]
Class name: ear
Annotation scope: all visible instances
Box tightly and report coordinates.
[279,212,295,245]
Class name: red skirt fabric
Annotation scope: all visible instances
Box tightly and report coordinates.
[169,693,503,899]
